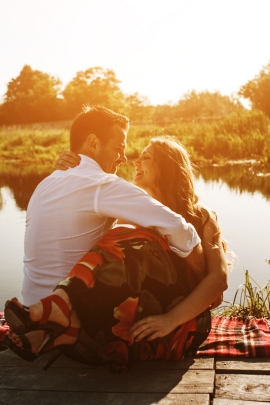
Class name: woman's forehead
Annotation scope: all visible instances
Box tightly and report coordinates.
[142,145,155,155]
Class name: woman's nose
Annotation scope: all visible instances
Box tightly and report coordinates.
[119,152,127,163]
[134,156,141,165]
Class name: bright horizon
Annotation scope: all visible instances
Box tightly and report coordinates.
[1,0,270,106]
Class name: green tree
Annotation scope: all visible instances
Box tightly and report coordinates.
[152,103,176,125]
[124,93,154,123]
[175,90,242,120]
[0,65,63,125]
[238,61,270,117]
[63,67,125,118]
[152,91,242,125]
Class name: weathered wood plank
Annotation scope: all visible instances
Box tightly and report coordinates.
[0,391,210,405]
[0,349,92,369]
[0,349,214,370]
[0,367,214,394]
[213,399,270,405]
[133,357,214,370]
[0,350,214,403]
[216,357,270,373]
[215,374,270,402]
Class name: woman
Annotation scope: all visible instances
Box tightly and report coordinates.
[4,136,228,373]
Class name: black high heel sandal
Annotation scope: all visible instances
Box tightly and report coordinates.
[4,301,37,335]
[3,320,67,362]
[5,295,71,335]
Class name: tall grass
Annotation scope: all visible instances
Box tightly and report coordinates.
[1,110,270,165]
[213,269,270,318]
[0,122,70,164]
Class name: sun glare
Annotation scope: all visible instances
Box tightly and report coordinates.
[0,0,269,104]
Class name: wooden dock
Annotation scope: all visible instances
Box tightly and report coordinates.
[1,348,270,404]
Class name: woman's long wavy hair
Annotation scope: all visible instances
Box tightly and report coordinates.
[149,136,204,233]
[149,135,230,260]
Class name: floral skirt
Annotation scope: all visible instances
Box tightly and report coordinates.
[58,226,211,373]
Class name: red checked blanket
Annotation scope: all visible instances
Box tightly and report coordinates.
[195,316,270,357]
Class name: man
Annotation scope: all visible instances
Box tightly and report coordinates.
[22,105,202,305]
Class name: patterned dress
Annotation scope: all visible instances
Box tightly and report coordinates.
[57,226,211,373]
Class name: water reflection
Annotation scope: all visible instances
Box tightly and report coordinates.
[200,163,270,201]
[1,161,270,210]
[0,161,270,309]
[0,163,53,211]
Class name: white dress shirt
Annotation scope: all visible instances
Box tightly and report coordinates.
[22,155,200,305]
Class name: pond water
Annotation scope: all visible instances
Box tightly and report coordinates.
[0,162,270,310]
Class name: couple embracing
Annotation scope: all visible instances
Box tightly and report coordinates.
[4,105,228,373]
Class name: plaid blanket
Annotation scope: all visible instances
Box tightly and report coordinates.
[196,316,270,357]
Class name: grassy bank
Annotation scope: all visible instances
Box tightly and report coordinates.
[0,120,71,164]
[213,269,270,318]
[1,110,270,165]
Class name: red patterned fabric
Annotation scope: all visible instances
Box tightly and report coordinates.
[58,226,210,372]
[196,316,270,357]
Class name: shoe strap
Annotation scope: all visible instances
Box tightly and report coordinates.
[39,295,70,324]
[65,325,80,338]
[43,326,79,353]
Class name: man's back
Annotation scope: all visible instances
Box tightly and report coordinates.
[22,155,116,304]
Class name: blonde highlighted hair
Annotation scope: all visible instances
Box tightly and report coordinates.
[149,136,200,224]
[150,135,230,254]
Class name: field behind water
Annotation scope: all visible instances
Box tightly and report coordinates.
[0,109,270,166]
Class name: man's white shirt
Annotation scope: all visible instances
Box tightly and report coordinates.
[22,155,200,304]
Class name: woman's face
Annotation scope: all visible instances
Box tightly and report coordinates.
[133,145,159,197]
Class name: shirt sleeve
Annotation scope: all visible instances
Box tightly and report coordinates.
[95,177,201,257]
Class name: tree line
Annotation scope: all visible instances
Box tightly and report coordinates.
[0,61,270,125]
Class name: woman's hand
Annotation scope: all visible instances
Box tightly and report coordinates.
[129,313,175,344]
[55,151,81,171]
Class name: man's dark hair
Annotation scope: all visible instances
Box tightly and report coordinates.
[70,105,129,152]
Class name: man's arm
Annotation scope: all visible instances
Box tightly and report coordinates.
[54,151,201,258]
[97,178,201,257]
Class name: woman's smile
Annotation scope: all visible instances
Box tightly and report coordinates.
[133,145,159,198]
[134,169,143,177]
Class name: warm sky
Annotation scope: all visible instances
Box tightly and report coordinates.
[1,0,270,105]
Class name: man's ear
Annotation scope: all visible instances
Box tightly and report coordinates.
[86,134,101,155]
